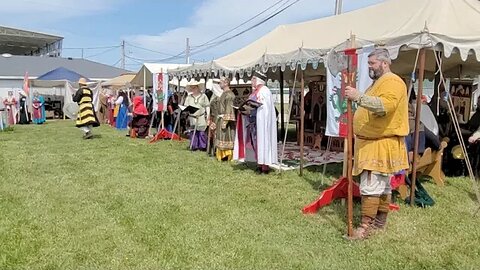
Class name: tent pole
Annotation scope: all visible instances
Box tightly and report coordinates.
[171,77,183,139]
[299,70,305,176]
[280,70,285,140]
[143,67,147,108]
[410,48,426,207]
[162,69,167,130]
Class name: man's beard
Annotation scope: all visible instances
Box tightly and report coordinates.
[369,66,384,80]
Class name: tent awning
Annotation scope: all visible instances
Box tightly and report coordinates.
[171,0,480,79]
[101,73,136,88]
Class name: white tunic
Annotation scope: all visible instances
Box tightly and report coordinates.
[234,85,278,166]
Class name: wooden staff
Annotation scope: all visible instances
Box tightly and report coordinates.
[410,48,426,206]
[206,118,212,155]
[346,35,357,237]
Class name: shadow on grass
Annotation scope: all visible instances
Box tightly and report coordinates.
[315,199,363,234]
[231,159,362,232]
[231,162,259,172]
[468,192,480,204]
[292,163,364,233]
[302,163,344,191]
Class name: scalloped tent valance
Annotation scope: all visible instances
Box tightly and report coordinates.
[170,0,480,80]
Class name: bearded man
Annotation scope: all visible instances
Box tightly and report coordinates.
[345,48,409,240]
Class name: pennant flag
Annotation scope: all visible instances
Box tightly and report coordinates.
[325,45,374,137]
[152,72,169,112]
[23,71,30,96]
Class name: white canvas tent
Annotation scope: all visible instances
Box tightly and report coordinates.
[131,63,191,89]
[172,0,480,79]
[30,79,101,120]
[101,73,136,89]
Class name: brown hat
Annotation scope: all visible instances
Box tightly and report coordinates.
[186,80,205,92]
[78,78,88,86]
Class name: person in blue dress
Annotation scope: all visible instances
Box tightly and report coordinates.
[115,90,129,130]
[32,91,46,124]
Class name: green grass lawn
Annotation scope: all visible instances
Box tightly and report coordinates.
[1,121,480,269]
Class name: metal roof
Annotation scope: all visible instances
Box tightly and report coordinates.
[0,55,130,80]
[0,26,63,56]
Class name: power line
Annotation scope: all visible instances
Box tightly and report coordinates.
[125,42,179,57]
[85,47,119,58]
[112,58,122,67]
[122,0,301,64]
[190,0,302,56]
[125,55,151,65]
[125,54,204,65]
[125,51,187,63]
[191,0,287,49]
[120,1,290,64]
[63,45,121,50]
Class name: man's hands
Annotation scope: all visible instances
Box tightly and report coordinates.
[345,86,361,102]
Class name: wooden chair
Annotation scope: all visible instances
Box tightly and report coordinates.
[409,140,448,186]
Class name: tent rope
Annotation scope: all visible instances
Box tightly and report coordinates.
[435,54,444,116]
[432,50,480,208]
[407,48,421,100]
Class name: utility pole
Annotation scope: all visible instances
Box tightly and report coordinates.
[121,40,126,69]
[186,37,190,64]
[335,0,342,15]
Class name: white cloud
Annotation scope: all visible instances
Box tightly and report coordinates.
[1,0,127,25]
[125,0,385,65]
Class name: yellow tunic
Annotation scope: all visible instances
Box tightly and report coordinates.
[353,72,409,175]
[75,87,99,127]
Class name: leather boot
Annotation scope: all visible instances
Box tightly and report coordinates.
[373,194,390,230]
[373,211,388,230]
[347,195,380,240]
[348,216,374,240]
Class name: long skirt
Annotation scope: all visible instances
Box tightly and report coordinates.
[108,109,115,126]
[0,111,8,130]
[18,109,30,125]
[189,131,207,151]
[32,107,45,124]
[6,109,15,125]
[116,106,128,130]
[130,115,149,138]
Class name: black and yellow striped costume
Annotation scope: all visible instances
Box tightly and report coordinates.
[73,87,100,127]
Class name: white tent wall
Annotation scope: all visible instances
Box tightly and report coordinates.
[63,82,102,120]
[0,79,24,100]
[28,80,102,120]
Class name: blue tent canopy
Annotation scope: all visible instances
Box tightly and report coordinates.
[36,67,90,82]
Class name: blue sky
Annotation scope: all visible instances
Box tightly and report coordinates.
[1,0,385,71]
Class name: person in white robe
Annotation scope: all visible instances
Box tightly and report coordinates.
[234,71,277,174]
